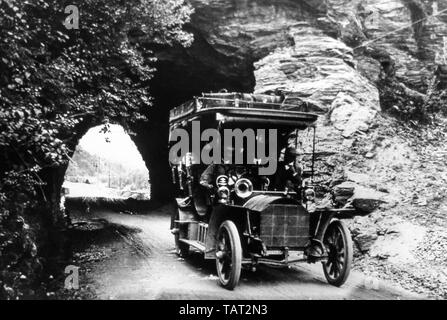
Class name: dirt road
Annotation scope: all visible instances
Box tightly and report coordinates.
[73,208,423,300]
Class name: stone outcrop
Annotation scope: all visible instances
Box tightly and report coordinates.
[152,0,446,136]
[146,0,447,201]
[254,29,380,108]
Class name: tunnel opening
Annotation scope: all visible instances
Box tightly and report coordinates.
[40,0,322,210]
[63,124,151,216]
[130,0,325,205]
[135,27,258,205]
[147,29,257,107]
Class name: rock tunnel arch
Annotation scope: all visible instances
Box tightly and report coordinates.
[41,0,355,216]
[41,36,257,219]
[130,22,260,205]
[40,0,447,220]
[40,0,336,216]
[126,0,333,205]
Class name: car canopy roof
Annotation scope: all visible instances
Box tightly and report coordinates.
[169,92,319,130]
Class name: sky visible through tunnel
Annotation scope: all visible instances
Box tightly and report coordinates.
[64,124,149,197]
[79,124,146,171]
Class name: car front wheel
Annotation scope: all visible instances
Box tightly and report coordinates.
[322,220,353,287]
[215,220,242,290]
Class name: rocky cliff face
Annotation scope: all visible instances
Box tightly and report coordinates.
[133,0,447,207]
[173,0,446,136]
[145,1,447,296]
[147,0,447,195]
[145,0,447,200]
[155,0,447,296]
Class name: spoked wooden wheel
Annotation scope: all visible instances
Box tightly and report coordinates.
[322,220,353,287]
[215,220,242,290]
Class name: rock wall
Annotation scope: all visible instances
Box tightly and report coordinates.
[146,0,447,202]
[253,27,380,138]
[159,0,446,152]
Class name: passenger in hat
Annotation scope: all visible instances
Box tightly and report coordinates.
[274,147,302,194]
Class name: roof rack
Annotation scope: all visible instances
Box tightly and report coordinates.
[169,93,318,123]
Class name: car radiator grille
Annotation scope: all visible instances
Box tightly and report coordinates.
[260,204,309,248]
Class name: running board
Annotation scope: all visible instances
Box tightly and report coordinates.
[179,238,206,252]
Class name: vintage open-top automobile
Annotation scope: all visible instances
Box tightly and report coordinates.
[169,92,362,290]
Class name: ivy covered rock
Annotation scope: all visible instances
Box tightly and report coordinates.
[0,0,193,299]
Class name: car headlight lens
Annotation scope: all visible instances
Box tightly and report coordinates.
[235,178,253,199]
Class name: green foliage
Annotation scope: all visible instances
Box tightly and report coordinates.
[0,0,192,299]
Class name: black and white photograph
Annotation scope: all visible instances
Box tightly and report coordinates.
[0,0,446,304]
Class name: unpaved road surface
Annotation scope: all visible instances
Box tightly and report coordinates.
[75,208,424,300]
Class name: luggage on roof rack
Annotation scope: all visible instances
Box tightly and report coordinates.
[169,92,319,129]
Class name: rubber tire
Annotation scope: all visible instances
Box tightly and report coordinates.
[215,220,242,290]
[322,220,353,287]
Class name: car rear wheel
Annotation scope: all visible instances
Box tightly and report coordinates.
[322,220,353,287]
[215,220,242,290]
